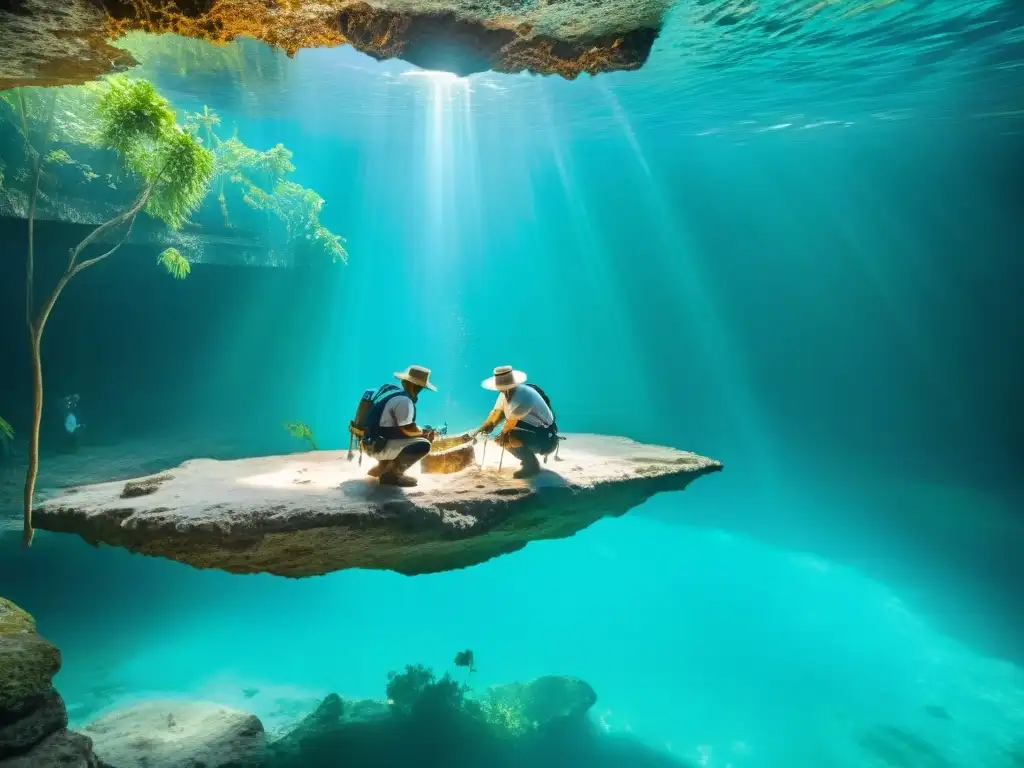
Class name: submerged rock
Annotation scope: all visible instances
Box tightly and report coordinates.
[0,599,61,717]
[0,599,101,767]
[481,676,597,734]
[0,688,67,758]
[82,701,266,768]
[34,434,721,577]
[0,728,100,768]
[0,0,666,89]
[267,673,600,767]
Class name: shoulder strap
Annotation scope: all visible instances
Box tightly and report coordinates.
[373,383,401,402]
[525,383,555,422]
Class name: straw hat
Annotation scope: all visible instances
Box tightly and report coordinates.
[481,365,527,391]
[394,365,437,392]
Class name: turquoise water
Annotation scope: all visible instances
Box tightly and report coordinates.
[2,6,1024,767]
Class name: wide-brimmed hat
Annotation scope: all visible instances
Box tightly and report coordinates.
[394,365,437,392]
[481,365,527,392]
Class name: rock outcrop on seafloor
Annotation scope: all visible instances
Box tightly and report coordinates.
[0,0,667,89]
[0,598,101,767]
[82,701,266,768]
[263,664,691,767]
[266,665,602,767]
[33,434,722,577]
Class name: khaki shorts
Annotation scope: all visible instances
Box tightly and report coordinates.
[367,437,430,461]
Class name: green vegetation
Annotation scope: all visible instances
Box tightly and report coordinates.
[386,664,470,721]
[1,76,347,546]
[284,421,318,451]
[157,247,191,279]
[0,417,13,442]
[478,687,532,739]
[384,655,541,740]
[12,78,214,547]
[183,106,347,263]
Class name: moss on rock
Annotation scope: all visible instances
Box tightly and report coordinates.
[0,598,61,715]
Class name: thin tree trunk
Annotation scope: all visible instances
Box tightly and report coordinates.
[22,188,150,547]
[19,90,56,548]
[23,330,43,546]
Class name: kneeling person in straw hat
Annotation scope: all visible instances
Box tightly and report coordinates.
[477,366,558,479]
[359,365,438,487]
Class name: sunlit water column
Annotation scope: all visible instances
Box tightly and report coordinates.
[405,70,479,418]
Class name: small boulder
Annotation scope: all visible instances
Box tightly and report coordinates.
[268,693,390,762]
[0,728,100,767]
[0,599,62,715]
[83,701,266,768]
[0,688,68,758]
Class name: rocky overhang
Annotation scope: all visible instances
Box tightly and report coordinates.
[0,0,668,89]
[33,434,721,577]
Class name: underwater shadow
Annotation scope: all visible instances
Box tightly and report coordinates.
[516,723,695,768]
[269,712,693,768]
[337,479,414,500]
[528,468,575,490]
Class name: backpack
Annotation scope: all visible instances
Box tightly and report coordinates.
[524,383,556,425]
[350,384,413,447]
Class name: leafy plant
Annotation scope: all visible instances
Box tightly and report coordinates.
[479,689,531,739]
[382,657,532,740]
[386,664,468,720]
[182,107,346,263]
[0,417,13,442]
[157,247,191,279]
[284,422,318,451]
[16,77,214,547]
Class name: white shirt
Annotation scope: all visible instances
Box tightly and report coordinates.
[496,386,553,428]
[64,413,80,434]
[378,395,415,428]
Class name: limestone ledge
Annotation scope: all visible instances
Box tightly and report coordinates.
[34,434,722,577]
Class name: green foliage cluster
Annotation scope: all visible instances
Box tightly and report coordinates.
[0,417,13,442]
[386,664,469,720]
[184,106,347,263]
[2,79,214,233]
[284,421,318,450]
[158,247,191,279]
[1,79,345,265]
[96,78,214,229]
[384,654,536,740]
[478,688,532,739]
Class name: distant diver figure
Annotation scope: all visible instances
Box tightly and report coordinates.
[348,366,438,487]
[476,366,558,479]
[59,394,84,453]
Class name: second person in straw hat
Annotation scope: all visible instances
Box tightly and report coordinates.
[476,366,559,478]
[359,365,439,487]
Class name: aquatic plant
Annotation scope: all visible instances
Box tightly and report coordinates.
[0,417,13,442]
[157,247,191,279]
[386,664,469,720]
[383,660,543,740]
[15,78,214,547]
[182,106,347,263]
[284,422,318,451]
[478,689,532,739]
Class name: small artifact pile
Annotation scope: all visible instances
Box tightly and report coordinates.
[421,432,478,474]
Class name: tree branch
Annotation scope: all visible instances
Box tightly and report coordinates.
[24,92,58,329]
[72,215,139,275]
[67,185,152,271]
